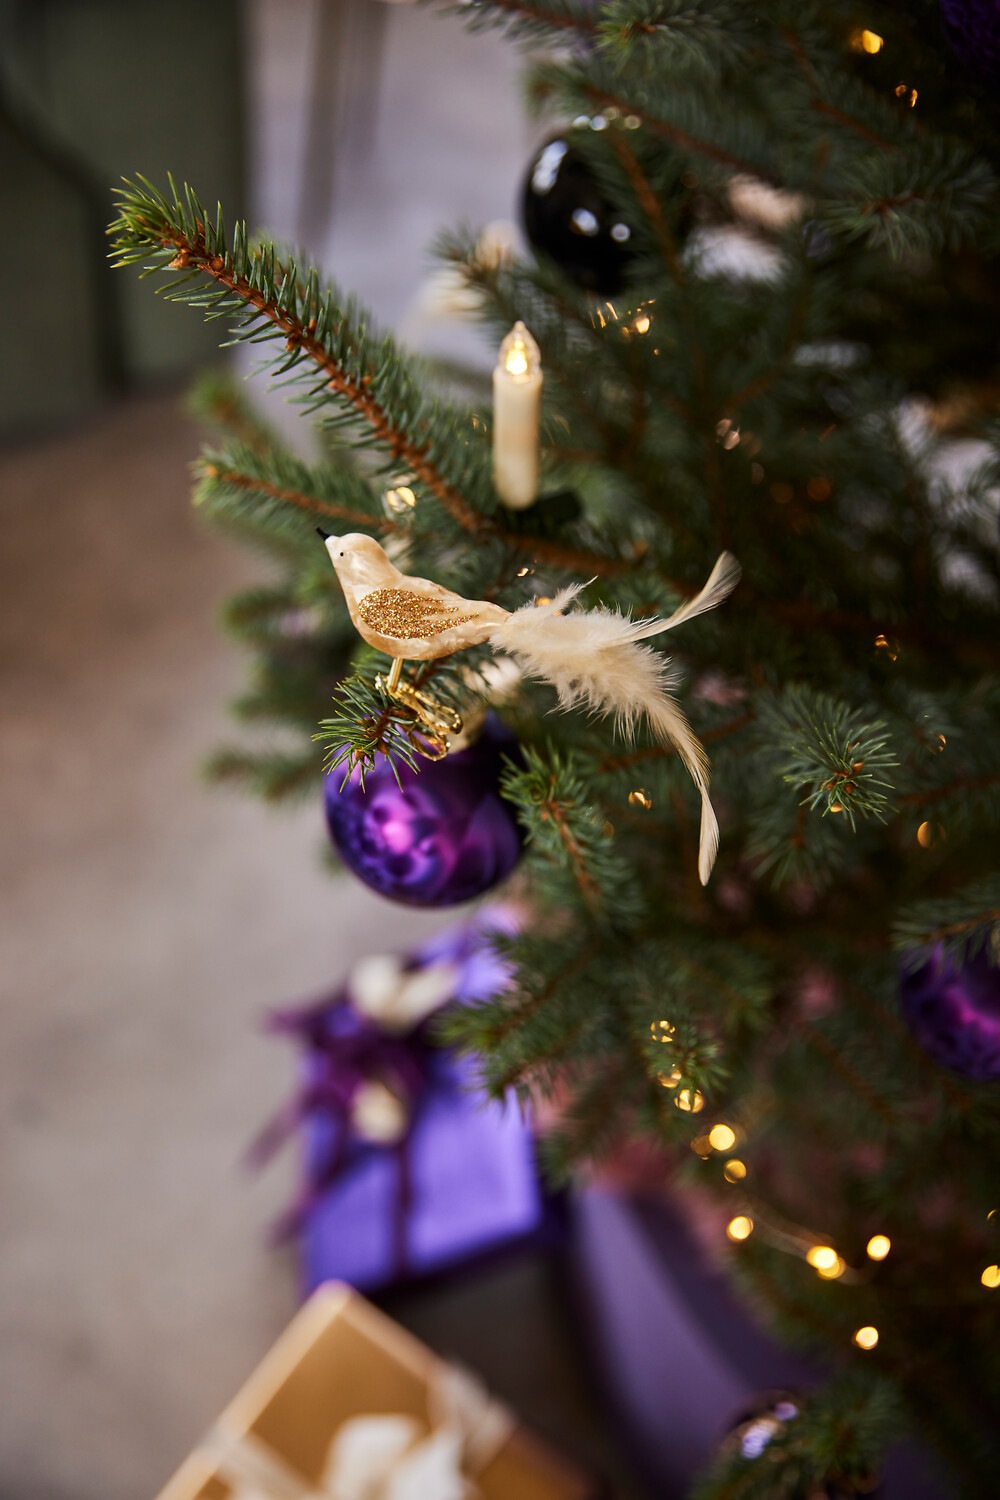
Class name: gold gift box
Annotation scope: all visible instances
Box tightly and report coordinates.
[157,1282,595,1500]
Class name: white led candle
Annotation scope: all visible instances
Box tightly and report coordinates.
[493,321,542,510]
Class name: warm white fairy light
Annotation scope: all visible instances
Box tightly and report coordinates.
[708,1123,736,1152]
[866,1234,891,1261]
[854,1326,879,1350]
[806,1244,846,1280]
[727,1215,754,1241]
[981,1264,1000,1289]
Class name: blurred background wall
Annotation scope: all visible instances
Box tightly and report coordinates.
[0,8,617,1500]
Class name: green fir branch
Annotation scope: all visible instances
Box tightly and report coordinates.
[501,745,646,922]
[893,877,1000,967]
[109,177,494,532]
[759,686,898,831]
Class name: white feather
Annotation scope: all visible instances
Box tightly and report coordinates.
[490,554,739,884]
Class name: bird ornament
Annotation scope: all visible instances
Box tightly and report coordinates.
[318,530,740,884]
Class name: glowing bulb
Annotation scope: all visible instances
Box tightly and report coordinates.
[854,1326,879,1350]
[657,1067,682,1088]
[674,1088,705,1113]
[850,28,884,53]
[727,1215,754,1242]
[505,345,528,376]
[806,1245,840,1273]
[384,484,416,513]
[708,1124,737,1152]
[724,1159,747,1182]
[632,313,651,334]
[867,1235,891,1261]
[629,788,653,810]
[981,1265,1000,1288]
[917,821,934,848]
[874,633,899,662]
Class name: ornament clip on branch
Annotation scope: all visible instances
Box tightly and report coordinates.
[318,530,740,885]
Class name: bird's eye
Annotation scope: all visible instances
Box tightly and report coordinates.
[339,550,344,557]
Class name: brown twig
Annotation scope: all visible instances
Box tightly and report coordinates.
[159,225,483,531]
[540,796,604,911]
[899,772,1000,809]
[597,710,753,773]
[203,464,406,535]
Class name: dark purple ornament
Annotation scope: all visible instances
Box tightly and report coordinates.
[940,0,1000,84]
[899,945,1000,1082]
[324,717,524,908]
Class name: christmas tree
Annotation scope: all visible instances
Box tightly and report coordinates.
[109,2,1000,1495]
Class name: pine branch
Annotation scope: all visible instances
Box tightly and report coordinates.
[758,686,898,830]
[502,746,646,922]
[893,877,1000,966]
[109,177,489,531]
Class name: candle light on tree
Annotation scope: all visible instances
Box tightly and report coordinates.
[493,321,542,510]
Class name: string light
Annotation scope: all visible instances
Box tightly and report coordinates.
[657,1066,682,1088]
[850,28,884,53]
[727,1215,754,1241]
[384,484,416,514]
[674,1088,705,1113]
[691,1134,713,1157]
[981,1265,1000,1288]
[874,633,899,662]
[894,82,918,107]
[516,566,534,578]
[854,1326,879,1350]
[917,821,945,848]
[866,1234,891,1261]
[724,1159,747,1182]
[806,1245,845,1279]
[629,788,653,810]
[708,1123,737,1152]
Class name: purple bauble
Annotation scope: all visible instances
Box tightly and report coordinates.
[899,945,1000,1082]
[324,717,524,908]
[940,0,1000,83]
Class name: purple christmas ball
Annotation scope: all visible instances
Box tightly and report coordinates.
[940,0,1000,84]
[899,945,1000,1082]
[324,717,524,908]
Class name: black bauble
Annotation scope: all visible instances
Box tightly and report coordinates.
[521,134,637,296]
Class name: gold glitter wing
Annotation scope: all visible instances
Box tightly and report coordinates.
[357,587,474,641]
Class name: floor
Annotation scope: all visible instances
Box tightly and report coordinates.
[0,7,644,1498]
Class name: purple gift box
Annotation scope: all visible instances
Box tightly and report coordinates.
[571,1190,951,1498]
[257,909,548,1296]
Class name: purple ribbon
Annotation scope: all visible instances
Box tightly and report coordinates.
[250,993,437,1267]
[251,909,521,1276]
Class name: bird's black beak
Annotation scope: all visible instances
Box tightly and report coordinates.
[316,527,331,541]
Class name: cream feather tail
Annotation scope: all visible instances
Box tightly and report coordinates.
[490,553,740,885]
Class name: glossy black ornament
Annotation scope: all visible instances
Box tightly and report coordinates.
[521,134,637,296]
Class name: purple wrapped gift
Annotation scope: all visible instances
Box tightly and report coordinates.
[256,909,547,1296]
[571,1190,952,1498]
